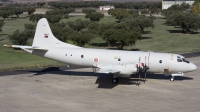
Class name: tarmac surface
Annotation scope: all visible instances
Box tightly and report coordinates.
[0,54,200,112]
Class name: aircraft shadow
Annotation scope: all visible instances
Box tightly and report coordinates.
[28,67,194,89]
[133,73,193,81]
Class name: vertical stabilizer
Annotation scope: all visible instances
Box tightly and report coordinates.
[32,18,80,48]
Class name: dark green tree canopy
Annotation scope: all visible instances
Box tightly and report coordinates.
[29,14,45,23]
[27,7,36,15]
[88,22,141,49]
[85,12,104,21]
[167,12,200,33]
[82,9,96,14]
[162,3,190,17]
[50,23,74,42]
[0,21,4,32]
[108,9,138,22]
[193,0,200,5]
[67,19,91,32]
[68,31,94,47]
[37,2,46,7]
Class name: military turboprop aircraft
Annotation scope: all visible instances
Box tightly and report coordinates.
[4,18,197,84]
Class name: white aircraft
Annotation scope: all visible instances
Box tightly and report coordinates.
[4,18,197,84]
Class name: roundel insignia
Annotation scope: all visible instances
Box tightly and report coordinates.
[94,58,99,62]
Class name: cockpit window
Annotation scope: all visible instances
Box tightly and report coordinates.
[177,56,181,58]
[182,58,190,63]
[177,59,182,62]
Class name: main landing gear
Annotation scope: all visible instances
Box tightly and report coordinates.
[112,76,118,84]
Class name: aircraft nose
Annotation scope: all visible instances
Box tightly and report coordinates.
[190,63,197,71]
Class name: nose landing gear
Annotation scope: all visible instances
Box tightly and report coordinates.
[170,76,174,82]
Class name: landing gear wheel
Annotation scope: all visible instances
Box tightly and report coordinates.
[112,78,118,84]
[170,77,174,82]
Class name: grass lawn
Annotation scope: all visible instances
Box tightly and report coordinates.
[134,18,200,53]
[0,15,200,71]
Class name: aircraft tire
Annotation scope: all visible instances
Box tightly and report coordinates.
[112,78,118,84]
[170,78,174,82]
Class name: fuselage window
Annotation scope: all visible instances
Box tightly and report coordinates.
[182,58,189,63]
[81,55,84,58]
[71,54,72,56]
[65,54,67,56]
[159,60,162,63]
[177,59,182,62]
[118,58,121,61]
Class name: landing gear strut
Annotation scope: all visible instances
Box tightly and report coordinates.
[112,77,118,84]
[170,76,174,82]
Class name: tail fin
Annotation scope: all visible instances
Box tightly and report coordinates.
[32,18,80,48]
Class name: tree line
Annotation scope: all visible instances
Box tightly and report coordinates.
[8,7,154,50]
[161,1,200,34]
[0,4,36,20]
[48,1,161,10]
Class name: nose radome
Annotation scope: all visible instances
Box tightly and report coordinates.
[190,63,197,71]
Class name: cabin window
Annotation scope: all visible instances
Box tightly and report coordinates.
[118,58,121,61]
[159,60,162,63]
[65,54,67,56]
[182,58,189,63]
[81,55,84,58]
[71,54,72,56]
[177,59,182,62]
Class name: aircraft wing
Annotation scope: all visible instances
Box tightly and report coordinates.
[96,63,138,75]
[96,68,120,74]
[96,64,120,74]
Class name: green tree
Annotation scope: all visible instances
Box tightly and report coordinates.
[85,12,104,21]
[8,29,33,45]
[50,23,74,42]
[82,9,96,14]
[0,21,4,32]
[0,10,11,20]
[141,9,149,15]
[67,19,91,32]
[45,15,62,24]
[191,2,200,14]
[95,22,141,49]
[162,3,190,18]
[37,2,46,7]
[167,12,200,33]
[122,15,154,34]
[193,0,200,5]
[64,14,69,19]
[29,14,45,23]
[109,9,138,22]
[68,31,93,47]
[27,7,36,15]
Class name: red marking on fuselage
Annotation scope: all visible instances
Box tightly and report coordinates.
[94,58,98,62]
